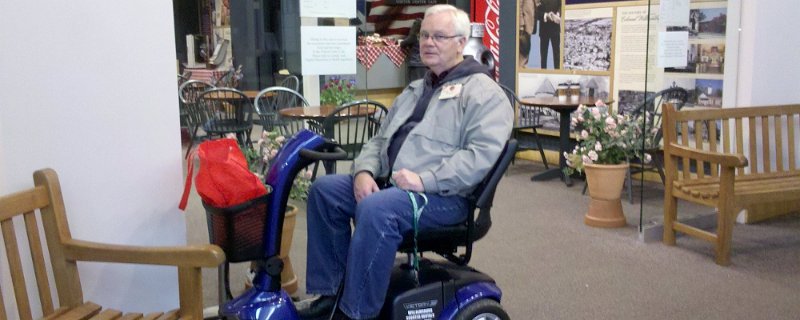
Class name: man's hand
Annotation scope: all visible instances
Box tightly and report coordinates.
[353,171,379,203]
[392,169,424,192]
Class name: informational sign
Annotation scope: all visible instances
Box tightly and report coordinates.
[613,6,659,90]
[300,0,355,18]
[301,26,357,75]
[657,31,689,67]
[659,0,690,27]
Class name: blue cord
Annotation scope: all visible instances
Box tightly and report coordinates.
[406,191,428,272]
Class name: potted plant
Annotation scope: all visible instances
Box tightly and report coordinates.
[238,131,314,295]
[319,76,356,107]
[563,101,654,227]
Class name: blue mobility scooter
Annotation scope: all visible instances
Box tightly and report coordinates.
[207,129,516,320]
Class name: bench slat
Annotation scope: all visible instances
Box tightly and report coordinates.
[2,219,33,320]
[748,116,758,173]
[789,114,797,171]
[24,210,56,316]
[735,117,745,176]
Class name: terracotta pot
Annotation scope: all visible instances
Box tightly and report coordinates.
[244,204,298,295]
[583,163,628,228]
[280,205,299,294]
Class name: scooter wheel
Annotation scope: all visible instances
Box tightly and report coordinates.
[454,299,509,320]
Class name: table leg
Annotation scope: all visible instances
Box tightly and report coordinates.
[530,109,574,186]
[557,110,574,186]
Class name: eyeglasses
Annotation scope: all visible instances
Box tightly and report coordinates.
[418,32,462,43]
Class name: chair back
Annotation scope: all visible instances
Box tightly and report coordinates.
[634,87,689,147]
[321,100,388,161]
[277,75,300,92]
[498,83,543,130]
[398,139,518,265]
[254,86,310,136]
[197,88,254,144]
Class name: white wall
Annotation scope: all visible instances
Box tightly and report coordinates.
[735,0,800,105]
[0,1,186,317]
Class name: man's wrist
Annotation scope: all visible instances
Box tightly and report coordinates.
[354,170,373,179]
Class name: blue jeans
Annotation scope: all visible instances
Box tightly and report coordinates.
[305,174,468,319]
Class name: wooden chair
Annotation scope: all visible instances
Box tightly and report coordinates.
[179,80,215,158]
[0,168,225,320]
[196,88,255,146]
[253,87,315,137]
[498,83,549,170]
[320,100,388,174]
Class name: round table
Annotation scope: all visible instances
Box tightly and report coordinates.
[520,96,607,187]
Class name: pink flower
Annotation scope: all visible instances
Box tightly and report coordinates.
[275,136,286,143]
[595,100,606,107]
[582,155,593,164]
[581,130,589,139]
[595,141,602,151]
[303,169,313,179]
[588,150,598,161]
[591,107,601,118]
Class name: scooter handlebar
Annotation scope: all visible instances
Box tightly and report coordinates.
[299,145,348,161]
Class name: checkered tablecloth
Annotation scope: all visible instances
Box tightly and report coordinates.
[186,68,228,84]
[356,43,407,70]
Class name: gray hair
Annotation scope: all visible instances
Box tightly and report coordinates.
[424,4,471,39]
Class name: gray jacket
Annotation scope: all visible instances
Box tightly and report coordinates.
[353,72,513,197]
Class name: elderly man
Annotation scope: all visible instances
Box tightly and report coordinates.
[296,4,512,320]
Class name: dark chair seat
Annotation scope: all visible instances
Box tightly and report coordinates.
[398,139,517,265]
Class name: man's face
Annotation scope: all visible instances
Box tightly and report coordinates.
[419,12,466,75]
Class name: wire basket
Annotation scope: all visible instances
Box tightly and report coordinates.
[203,194,270,262]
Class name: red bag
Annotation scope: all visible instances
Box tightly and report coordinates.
[179,138,268,210]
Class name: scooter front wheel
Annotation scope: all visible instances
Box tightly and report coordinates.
[453,299,509,320]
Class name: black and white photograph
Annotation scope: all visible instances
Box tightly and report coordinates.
[689,7,727,39]
[617,90,654,116]
[663,77,697,106]
[518,73,610,131]
[665,43,699,73]
[564,17,612,71]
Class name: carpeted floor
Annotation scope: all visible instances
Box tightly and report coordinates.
[182,147,800,319]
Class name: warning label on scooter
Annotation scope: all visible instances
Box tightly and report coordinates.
[405,308,434,320]
[403,300,437,320]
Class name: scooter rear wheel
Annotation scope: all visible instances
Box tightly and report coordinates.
[454,299,509,320]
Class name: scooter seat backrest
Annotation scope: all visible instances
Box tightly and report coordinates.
[397,139,518,265]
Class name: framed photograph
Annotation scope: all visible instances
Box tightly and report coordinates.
[696,43,725,74]
[689,7,727,39]
[695,78,723,108]
[617,90,654,115]
[519,0,563,70]
[662,77,698,107]
[563,8,613,71]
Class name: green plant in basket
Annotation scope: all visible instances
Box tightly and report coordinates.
[320,76,356,106]
[239,131,314,201]
[563,101,656,175]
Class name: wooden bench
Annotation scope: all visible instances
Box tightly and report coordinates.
[0,169,225,319]
[661,104,800,265]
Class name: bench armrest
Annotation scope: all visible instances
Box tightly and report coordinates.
[63,239,225,268]
[667,143,749,168]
